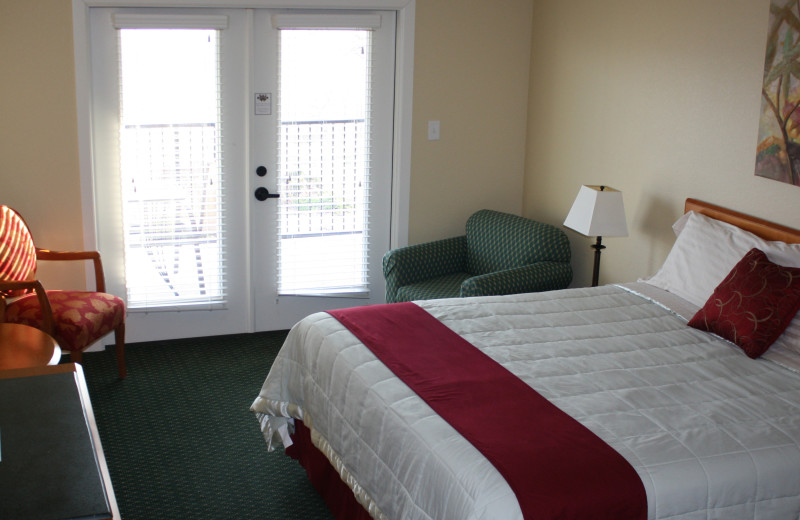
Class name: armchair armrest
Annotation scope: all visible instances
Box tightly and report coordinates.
[383,236,467,303]
[36,248,106,292]
[0,280,55,335]
[460,262,572,298]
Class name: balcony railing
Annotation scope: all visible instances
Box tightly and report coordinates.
[277,118,370,294]
[278,119,367,238]
[120,123,223,306]
[117,119,370,302]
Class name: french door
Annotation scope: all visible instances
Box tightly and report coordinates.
[89,8,395,342]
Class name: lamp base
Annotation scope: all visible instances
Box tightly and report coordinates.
[590,236,605,287]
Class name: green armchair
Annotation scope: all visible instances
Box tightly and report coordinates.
[383,209,572,303]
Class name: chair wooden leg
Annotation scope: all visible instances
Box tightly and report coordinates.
[70,350,83,365]
[115,322,126,379]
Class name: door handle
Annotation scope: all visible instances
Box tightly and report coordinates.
[254,187,280,201]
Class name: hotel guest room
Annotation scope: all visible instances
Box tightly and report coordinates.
[4,0,800,519]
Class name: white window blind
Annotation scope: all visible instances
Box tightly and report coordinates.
[116,24,227,310]
[276,26,374,297]
[271,13,381,30]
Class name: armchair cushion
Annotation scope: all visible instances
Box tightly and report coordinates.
[395,272,473,302]
[383,210,572,303]
[0,206,37,297]
[466,209,571,274]
[383,236,467,302]
[4,290,125,352]
[461,262,573,298]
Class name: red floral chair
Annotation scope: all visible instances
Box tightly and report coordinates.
[0,205,127,377]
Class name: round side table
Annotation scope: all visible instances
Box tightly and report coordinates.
[0,323,61,370]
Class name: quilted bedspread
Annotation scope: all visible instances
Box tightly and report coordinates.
[251,285,800,520]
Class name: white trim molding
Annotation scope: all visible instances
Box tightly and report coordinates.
[78,0,411,7]
[112,13,229,28]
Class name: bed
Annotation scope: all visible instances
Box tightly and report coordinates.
[251,199,800,519]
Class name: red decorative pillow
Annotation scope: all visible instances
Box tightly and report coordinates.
[688,248,800,358]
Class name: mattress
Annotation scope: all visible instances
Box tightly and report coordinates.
[252,285,800,519]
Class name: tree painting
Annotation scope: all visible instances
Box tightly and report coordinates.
[757,0,800,187]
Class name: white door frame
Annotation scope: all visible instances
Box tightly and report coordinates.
[71,0,413,263]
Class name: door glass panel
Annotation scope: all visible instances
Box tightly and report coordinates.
[277,29,372,296]
[118,29,225,309]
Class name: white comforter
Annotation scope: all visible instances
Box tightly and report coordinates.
[252,285,800,520]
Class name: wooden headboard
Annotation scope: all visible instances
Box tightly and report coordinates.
[684,198,800,244]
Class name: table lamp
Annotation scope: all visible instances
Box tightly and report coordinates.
[563,185,628,287]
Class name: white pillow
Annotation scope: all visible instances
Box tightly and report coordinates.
[642,210,800,370]
[643,211,800,307]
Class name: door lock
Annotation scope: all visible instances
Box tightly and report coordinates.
[254,187,279,201]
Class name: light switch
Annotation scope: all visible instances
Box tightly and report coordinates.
[428,120,440,141]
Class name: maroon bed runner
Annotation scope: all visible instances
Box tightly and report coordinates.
[328,302,647,520]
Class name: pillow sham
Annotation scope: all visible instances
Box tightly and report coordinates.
[688,248,800,359]
[643,211,800,307]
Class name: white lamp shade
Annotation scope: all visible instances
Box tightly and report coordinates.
[563,185,628,237]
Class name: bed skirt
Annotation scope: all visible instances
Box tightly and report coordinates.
[287,420,372,520]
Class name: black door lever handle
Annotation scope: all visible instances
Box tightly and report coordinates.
[255,187,280,201]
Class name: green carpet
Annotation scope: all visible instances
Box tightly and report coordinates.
[80,331,335,520]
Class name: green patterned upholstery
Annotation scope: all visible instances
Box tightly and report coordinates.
[396,272,472,302]
[383,209,572,303]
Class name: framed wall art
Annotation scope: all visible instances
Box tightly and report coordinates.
[756,0,800,187]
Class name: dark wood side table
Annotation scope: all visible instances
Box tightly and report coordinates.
[0,323,61,369]
[0,363,120,519]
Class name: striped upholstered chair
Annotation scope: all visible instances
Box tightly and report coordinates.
[383,209,572,303]
[0,206,127,377]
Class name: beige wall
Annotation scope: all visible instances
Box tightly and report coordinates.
[1,0,86,288]
[409,0,533,242]
[0,0,534,289]
[526,0,800,288]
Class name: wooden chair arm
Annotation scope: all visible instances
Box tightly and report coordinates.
[36,248,106,293]
[0,280,55,336]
